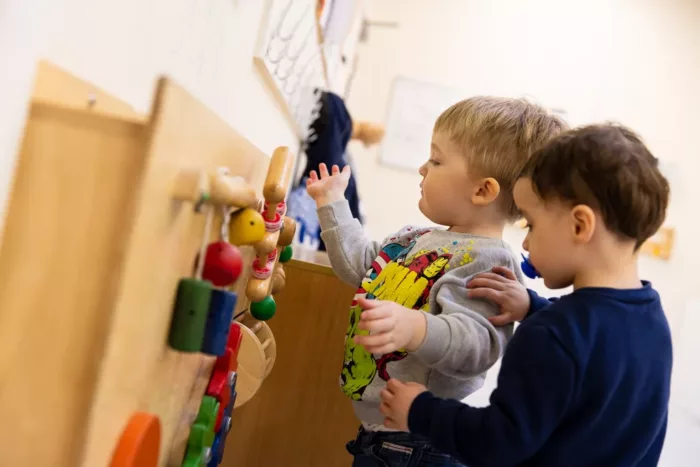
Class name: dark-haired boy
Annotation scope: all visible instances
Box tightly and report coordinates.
[378,124,673,467]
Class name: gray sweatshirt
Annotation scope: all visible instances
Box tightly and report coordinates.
[318,201,524,425]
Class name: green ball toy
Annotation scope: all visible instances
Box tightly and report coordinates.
[279,245,293,263]
[251,296,276,321]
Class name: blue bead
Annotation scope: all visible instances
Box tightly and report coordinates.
[202,290,237,355]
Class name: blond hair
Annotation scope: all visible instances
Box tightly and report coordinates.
[434,96,568,219]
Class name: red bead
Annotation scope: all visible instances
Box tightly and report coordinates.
[202,241,243,287]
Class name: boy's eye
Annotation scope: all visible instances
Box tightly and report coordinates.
[429,159,440,166]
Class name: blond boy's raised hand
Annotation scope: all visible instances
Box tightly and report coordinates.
[306,163,351,208]
[467,266,531,326]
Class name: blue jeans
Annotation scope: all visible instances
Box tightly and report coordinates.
[347,427,466,467]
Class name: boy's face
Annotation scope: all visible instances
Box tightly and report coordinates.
[418,132,480,226]
[514,178,578,289]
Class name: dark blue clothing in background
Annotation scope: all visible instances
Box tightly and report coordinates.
[301,91,362,250]
[409,282,672,467]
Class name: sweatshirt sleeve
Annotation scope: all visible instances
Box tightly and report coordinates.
[413,247,518,378]
[526,289,558,319]
[318,200,381,287]
[408,323,576,466]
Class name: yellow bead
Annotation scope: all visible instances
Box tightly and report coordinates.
[228,208,266,246]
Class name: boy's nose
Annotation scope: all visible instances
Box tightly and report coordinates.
[522,236,530,251]
[418,163,427,176]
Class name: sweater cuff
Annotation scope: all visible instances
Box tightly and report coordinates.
[317,200,355,232]
[413,313,450,365]
[526,289,551,319]
[408,391,439,436]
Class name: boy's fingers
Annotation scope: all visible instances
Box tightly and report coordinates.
[354,332,392,348]
[467,277,506,291]
[358,317,395,332]
[342,165,352,176]
[471,272,511,284]
[492,266,517,280]
[359,307,392,321]
[319,163,329,178]
[488,312,514,326]
[467,287,503,304]
[387,379,405,392]
[364,344,397,354]
[309,170,318,182]
[379,402,392,416]
[380,388,394,403]
[331,164,340,175]
[357,297,381,310]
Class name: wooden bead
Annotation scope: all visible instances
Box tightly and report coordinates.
[228,208,265,246]
[201,290,237,356]
[250,296,276,321]
[277,216,296,247]
[168,279,212,352]
[279,245,293,263]
[271,265,286,295]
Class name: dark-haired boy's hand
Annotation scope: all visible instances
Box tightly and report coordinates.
[467,266,530,325]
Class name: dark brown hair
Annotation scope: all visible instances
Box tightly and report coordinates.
[520,124,670,248]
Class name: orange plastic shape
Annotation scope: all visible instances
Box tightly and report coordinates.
[110,412,161,467]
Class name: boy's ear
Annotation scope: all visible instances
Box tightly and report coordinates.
[571,204,596,244]
[471,177,500,206]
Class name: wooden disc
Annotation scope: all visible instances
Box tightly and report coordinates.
[233,322,266,408]
[109,413,161,467]
[253,321,277,378]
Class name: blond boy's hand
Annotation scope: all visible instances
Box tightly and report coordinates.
[467,266,530,325]
[380,379,428,431]
[306,163,351,208]
[354,298,427,354]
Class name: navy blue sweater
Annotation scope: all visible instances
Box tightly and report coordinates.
[409,282,672,467]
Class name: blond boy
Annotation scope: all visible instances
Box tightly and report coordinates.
[306,97,566,466]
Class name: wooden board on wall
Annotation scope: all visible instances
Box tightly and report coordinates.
[81,77,270,467]
[0,100,145,467]
[225,259,358,467]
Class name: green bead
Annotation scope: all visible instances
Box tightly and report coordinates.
[279,245,293,263]
[250,296,276,321]
[168,278,213,352]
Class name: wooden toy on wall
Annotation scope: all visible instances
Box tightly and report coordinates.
[168,168,265,354]
[244,146,297,321]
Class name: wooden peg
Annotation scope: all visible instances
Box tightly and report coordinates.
[263,147,294,204]
[172,169,209,204]
[209,173,257,207]
[246,277,272,303]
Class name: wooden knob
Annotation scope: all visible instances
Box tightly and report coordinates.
[209,174,257,207]
[277,216,296,247]
[173,169,209,204]
[271,264,286,295]
[263,147,294,203]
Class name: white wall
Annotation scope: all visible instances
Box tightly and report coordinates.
[0,0,49,234]
[0,0,300,220]
[346,0,700,464]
